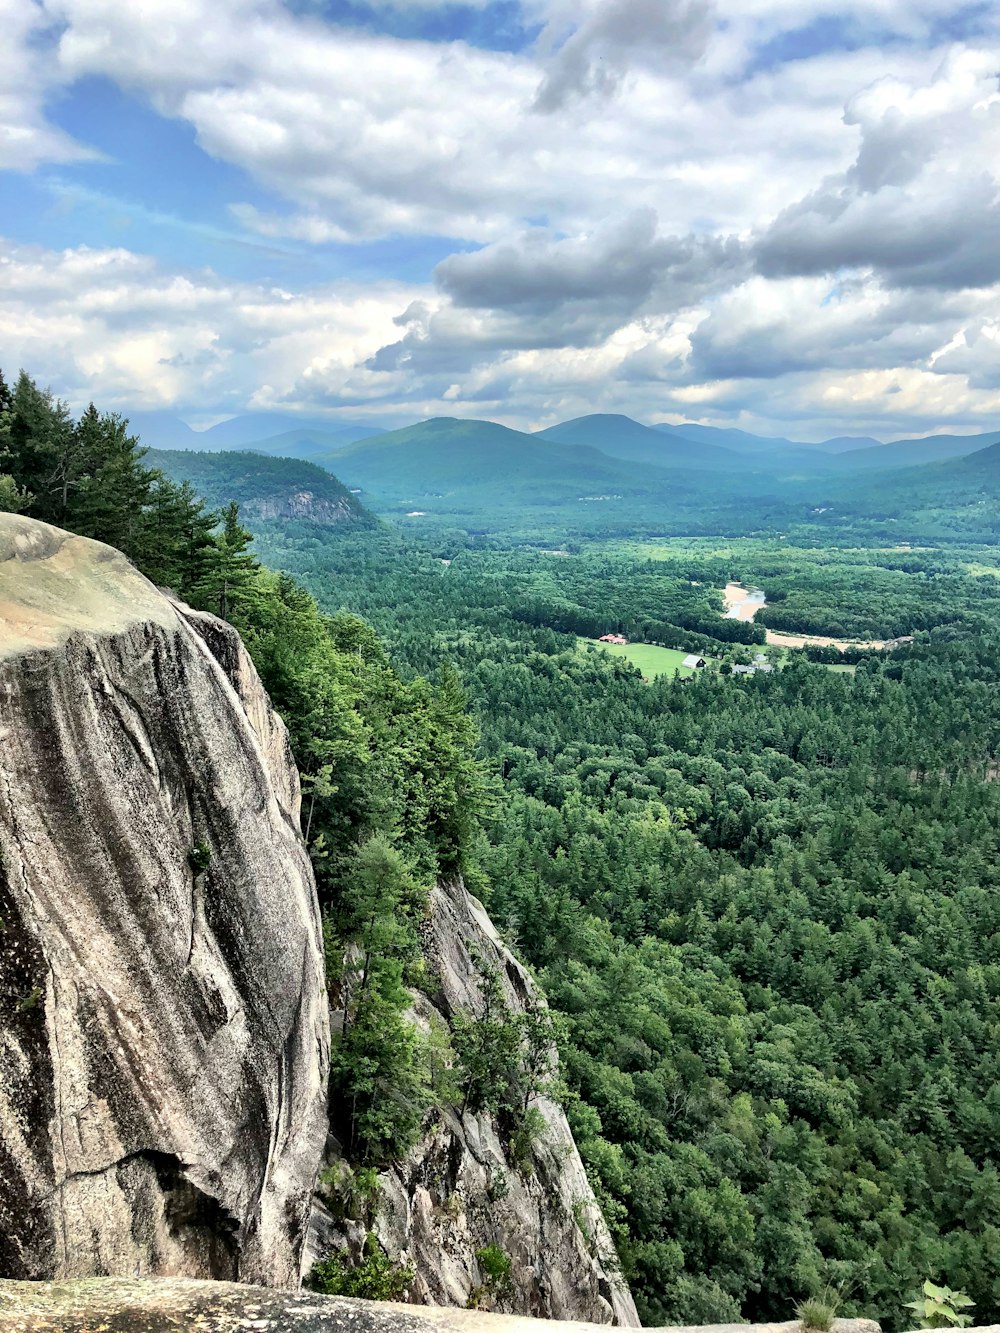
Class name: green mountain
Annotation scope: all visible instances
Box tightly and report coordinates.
[147,449,376,527]
[535,413,743,471]
[653,421,862,472]
[655,421,839,456]
[830,430,1000,471]
[319,416,712,512]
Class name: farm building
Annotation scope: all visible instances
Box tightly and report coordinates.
[682,654,707,669]
[599,634,629,645]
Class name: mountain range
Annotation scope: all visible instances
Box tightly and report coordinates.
[133,408,1000,539]
[128,407,998,477]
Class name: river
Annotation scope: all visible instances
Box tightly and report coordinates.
[722,581,901,651]
[723,582,767,621]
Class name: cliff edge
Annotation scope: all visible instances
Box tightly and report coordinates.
[0,514,330,1286]
[313,877,640,1326]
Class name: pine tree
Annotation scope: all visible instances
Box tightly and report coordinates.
[191,500,260,621]
[6,371,75,522]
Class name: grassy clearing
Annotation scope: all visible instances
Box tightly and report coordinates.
[583,640,707,679]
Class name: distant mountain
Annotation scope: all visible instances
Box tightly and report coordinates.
[147,449,377,527]
[797,435,1000,542]
[123,411,388,454]
[246,425,386,461]
[655,422,885,454]
[194,414,356,450]
[654,421,800,451]
[319,416,704,510]
[818,435,884,453]
[123,411,201,452]
[830,431,1000,471]
[957,438,1000,475]
[535,414,742,471]
[651,421,843,470]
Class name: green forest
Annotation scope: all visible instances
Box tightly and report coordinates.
[4,370,1000,1329]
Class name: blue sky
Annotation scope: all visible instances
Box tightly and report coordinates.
[2,0,1000,438]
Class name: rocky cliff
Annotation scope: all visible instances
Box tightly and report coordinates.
[242,490,363,524]
[0,514,330,1286]
[0,512,635,1324]
[311,878,639,1326]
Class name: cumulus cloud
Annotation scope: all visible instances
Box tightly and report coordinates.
[755,48,1000,289]
[0,0,94,170]
[532,0,714,112]
[0,238,426,413]
[434,209,746,314]
[33,0,861,244]
[368,210,747,374]
[7,0,1000,439]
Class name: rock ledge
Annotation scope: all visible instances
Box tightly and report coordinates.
[0,1278,887,1333]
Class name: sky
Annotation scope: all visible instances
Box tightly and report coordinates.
[2,0,1000,439]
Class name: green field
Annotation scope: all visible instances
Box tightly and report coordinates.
[583,639,707,679]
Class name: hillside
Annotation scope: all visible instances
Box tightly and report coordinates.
[147,449,377,526]
[795,436,1000,541]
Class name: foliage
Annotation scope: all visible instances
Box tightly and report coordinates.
[796,1290,840,1332]
[0,474,27,512]
[474,1244,513,1300]
[309,1234,414,1300]
[187,842,212,875]
[255,517,1000,1330]
[450,951,558,1172]
[904,1281,975,1329]
[147,447,375,524]
[327,835,432,1163]
[315,1162,381,1224]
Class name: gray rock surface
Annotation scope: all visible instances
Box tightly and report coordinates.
[0,514,330,1287]
[311,878,639,1326]
[244,491,361,524]
[0,1277,884,1333]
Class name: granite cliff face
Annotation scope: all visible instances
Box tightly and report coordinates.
[0,514,330,1287]
[311,878,639,1327]
[242,490,362,524]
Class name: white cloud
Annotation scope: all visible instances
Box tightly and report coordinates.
[32,0,910,244]
[0,238,426,414]
[532,0,714,112]
[756,47,1000,288]
[0,0,95,171]
[4,0,1000,437]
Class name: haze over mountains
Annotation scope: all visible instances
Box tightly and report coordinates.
[129,408,998,474]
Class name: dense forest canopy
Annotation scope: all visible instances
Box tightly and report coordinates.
[4,368,1000,1329]
[255,525,1000,1329]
